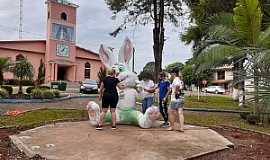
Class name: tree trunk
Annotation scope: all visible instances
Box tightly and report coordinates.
[18,76,23,95]
[253,68,260,116]
[0,71,3,85]
[153,0,165,82]
[233,59,245,107]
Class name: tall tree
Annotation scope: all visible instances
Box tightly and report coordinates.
[13,59,33,94]
[181,0,236,54]
[0,58,10,85]
[105,0,182,81]
[165,62,184,73]
[138,61,155,81]
[37,59,45,85]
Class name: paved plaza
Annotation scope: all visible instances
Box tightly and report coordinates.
[10,121,233,160]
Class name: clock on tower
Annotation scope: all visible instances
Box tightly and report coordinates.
[56,43,69,57]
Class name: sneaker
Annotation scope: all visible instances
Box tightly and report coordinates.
[161,122,169,128]
[111,126,117,130]
[96,125,103,130]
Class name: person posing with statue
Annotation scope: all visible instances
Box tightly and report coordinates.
[97,69,123,130]
[168,70,185,132]
[141,73,155,114]
[157,71,171,128]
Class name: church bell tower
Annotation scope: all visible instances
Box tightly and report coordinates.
[45,0,79,82]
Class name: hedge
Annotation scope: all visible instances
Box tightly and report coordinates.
[0,88,8,98]
[4,79,35,86]
[26,86,51,94]
[31,88,60,99]
[0,85,13,95]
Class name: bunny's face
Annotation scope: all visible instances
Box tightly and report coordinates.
[146,107,160,121]
[86,101,100,125]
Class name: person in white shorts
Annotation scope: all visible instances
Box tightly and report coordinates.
[168,70,185,132]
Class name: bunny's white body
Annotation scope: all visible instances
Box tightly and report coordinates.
[86,37,160,128]
[87,101,160,128]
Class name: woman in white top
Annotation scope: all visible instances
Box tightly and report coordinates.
[140,72,155,114]
[168,70,185,132]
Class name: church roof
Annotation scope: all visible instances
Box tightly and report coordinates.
[0,40,100,60]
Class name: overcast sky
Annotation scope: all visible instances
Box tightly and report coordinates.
[0,0,192,72]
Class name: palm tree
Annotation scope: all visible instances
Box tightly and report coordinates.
[193,0,270,112]
[0,58,10,85]
[13,59,34,94]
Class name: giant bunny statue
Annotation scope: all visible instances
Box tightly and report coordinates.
[87,37,160,128]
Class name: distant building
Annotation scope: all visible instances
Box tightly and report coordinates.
[211,65,234,92]
[0,0,102,82]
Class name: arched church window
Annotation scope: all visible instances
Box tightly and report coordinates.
[84,62,91,79]
[16,54,25,61]
[61,12,67,21]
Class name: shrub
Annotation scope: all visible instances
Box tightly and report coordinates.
[51,89,60,98]
[43,90,55,99]
[26,86,35,94]
[31,88,60,99]
[4,79,19,85]
[21,80,35,86]
[3,79,35,86]
[39,86,50,90]
[247,114,260,125]
[240,112,250,120]
[1,85,13,95]
[0,88,8,98]
[26,86,51,94]
[31,89,43,99]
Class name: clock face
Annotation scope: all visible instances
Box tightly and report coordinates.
[56,44,69,57]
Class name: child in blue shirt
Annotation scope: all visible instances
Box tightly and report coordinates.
[157,71,171,127]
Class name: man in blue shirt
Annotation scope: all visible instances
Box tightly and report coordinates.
[157,71,171,127]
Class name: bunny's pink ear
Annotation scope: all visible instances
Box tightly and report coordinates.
[99,44,114,68]
[119,37,134,65]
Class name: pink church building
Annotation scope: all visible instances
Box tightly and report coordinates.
[0,0,102,82]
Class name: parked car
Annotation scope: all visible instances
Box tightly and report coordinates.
[203,86,225,94]
[80,80,98,94]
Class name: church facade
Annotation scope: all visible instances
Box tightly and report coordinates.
[0,0,102,82]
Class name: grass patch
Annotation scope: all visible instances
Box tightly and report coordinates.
[0,109,86,127]
[1,107,269,134]
[185,111,270,134]
[184,96,250,111]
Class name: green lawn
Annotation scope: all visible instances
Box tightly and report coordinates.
[185,111,270,134]
[0,109,86,127]
[184,96,250,111]
[1,108,269,134]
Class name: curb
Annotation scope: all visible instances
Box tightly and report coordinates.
[184,108,250,114]
[0,95,97,104]
[219,125,270,137]
[135,102,250,114]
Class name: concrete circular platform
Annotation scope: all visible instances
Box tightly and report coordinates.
[10,121,233,160]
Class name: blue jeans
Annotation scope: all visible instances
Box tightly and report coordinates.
[142,97,153,114]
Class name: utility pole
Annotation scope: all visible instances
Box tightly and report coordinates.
[19,0,23,39]
[132,48,135,72]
